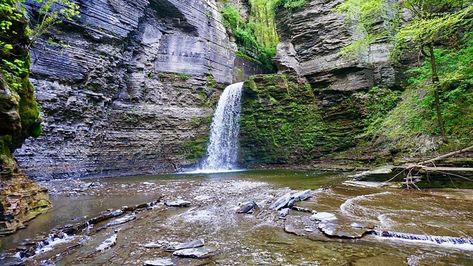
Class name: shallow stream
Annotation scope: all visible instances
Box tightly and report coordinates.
[1,170,472,265]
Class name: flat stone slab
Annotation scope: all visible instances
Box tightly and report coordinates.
[318,221,368,239]
[173,239,205,251]
[310,212,337,222]
[96,233,117,252]
[143,258,174,266]
[165,199,191,207]
[172,247,214,258]
[107,213,136,226]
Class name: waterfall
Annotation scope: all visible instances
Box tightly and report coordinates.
[196,82,244,173]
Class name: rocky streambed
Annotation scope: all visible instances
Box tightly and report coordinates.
[1,170,472,265]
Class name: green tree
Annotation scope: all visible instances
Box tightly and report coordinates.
[337,0,473,143]
[1,0,79,90]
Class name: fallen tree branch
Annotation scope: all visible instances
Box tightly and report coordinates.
[418,145,473,166]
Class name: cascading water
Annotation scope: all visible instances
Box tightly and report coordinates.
[195,82,244,173]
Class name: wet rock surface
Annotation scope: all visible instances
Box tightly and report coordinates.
[236,201,258,214]
[172,247,214,258]
[144,258,174,266]
[165,200,191,208]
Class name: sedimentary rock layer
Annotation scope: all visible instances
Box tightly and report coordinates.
[15,0,250,179]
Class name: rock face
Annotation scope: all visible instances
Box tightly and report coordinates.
[276,0,398,90]
[0,1,51,235]
[240,0,401,166]
[15,0,254,180]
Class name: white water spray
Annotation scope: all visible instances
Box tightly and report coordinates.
[193,82,244,173]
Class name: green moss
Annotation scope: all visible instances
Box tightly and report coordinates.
[206,74,217,89]
[240,75,327,164]
[1,0,41,168]
[182,135,209,161]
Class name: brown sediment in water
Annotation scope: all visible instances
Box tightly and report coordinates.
[0,170,472,265]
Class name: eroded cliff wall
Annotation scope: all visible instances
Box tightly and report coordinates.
[240,0,401,166]
[15,0,245,179]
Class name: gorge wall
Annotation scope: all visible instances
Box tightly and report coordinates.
[14,0,256,180]
[240,0,401,167]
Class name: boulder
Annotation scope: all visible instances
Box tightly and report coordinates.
[236,201,258,214]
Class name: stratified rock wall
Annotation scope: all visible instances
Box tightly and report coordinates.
[15,0,243,179]
[240,0,401,166]
[275,0,398,90]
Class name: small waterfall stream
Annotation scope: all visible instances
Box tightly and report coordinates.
[196,82,244,173]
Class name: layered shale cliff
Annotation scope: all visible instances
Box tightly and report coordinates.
[240,0,401,166]
[14,0,255,179]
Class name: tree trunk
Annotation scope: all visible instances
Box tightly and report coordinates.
[427,44,448,143]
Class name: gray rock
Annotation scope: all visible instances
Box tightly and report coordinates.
[236,201,258,214]
[107,213,136,226]
[318,221,369,239]
[96,233,118,252]
[310,212,337,222]
[275,0,399,90]
[143,258,174,266]
[270,190,313,210]
[270,192,292,210]
[173,239,205,251]
[165,200,191,207]
[15,0,265,181]
[144,242,163,249]
[278,208,289,219]
[172,247,214,258]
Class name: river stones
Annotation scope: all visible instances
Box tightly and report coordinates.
[270,190,313,210]
[318,221,367,239]
[165,199,191,207]
[310,212,337,222]
[107,213,136,226]
[96,233,118,252]
[278,208,289,219]
[143,258,174,266]
[173,239,205,251]
[236,201,258,214]
[284,215,330,241]
[172,247,214,258]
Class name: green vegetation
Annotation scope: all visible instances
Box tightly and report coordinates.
[220,1,279,72]
[367,32,473,152]
[240,75,326,164]
[274,0,307,11]
[241,74,374,165]
[337,0,473,143]
[0,0,78,169]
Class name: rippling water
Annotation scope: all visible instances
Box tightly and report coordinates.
[1,170,472,265]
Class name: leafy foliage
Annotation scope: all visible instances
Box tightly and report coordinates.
[220,2,278,72]
[274,0,307,11]
[367,32,473,151]
[336,0,473,59]
[0,0,79,162]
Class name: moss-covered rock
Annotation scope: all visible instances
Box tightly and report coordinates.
[0,0,50,235]
[239,74,374,166]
